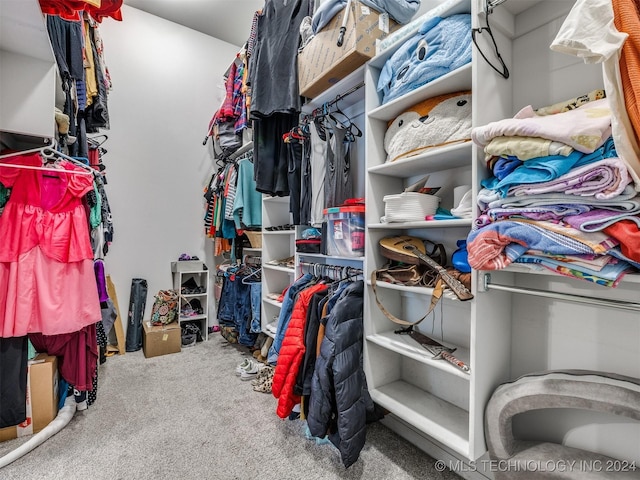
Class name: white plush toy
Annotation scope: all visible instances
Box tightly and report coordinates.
[384,90,472,162]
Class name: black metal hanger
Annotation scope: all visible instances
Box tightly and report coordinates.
[471,0,510,79]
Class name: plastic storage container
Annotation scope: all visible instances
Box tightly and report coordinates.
[323,206,365,257]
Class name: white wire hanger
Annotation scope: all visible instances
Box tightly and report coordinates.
[0,142,96,177]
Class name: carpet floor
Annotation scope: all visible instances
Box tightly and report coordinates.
[0,334,463,480]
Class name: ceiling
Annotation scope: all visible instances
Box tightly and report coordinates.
[123,0,265,47]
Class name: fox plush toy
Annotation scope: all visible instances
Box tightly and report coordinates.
[384,90,472,163]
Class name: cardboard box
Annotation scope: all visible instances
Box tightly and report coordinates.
[142,320,181,358]
[298,1,401,99]
[0,354,59,442]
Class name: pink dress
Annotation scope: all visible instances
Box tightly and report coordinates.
[0,153,101,337]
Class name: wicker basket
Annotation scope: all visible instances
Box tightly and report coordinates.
[245,231,262,248]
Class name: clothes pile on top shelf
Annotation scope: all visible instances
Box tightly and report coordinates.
[266,275,382,468]
[467,90,640,287]
[376,13,472,105]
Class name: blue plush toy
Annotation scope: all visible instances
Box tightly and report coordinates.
[377,13,472,104]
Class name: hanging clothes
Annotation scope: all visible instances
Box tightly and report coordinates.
[309,119,328,227]
[325,116,353,208]
[0,153,102,337]
[249,0,313,197]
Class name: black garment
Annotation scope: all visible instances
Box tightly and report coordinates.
[307,281,377,468]
[253,114,298,196]
[46,15,84,87]
[325,116,353,208]
[299,135,312,225]
[0,337,28,428]
[249,0,313,118]
[296,291,328,417]
[287,139,304,225]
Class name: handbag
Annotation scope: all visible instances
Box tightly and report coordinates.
[150,289,179,326]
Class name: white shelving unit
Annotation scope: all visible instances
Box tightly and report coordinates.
[260,195,295,338]
[361,0,640,474]
[171,261,209,341]
[0,0,57,148]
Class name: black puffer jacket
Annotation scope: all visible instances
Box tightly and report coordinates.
[307,280,377,468]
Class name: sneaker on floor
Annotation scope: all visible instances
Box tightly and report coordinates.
[240,361,263,381]
[235,358,252,376]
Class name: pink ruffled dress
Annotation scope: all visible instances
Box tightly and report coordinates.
[0,153,101,337]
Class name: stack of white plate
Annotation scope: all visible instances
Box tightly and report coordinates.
[382,192,440,223]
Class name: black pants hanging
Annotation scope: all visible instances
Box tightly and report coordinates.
[0,336,28,428]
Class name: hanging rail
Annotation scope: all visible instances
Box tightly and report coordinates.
[298,261,362,280]
[482,273,640,312]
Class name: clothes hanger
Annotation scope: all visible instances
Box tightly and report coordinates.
[0,144,95,177]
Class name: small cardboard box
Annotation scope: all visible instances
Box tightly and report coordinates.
[0,354,59,442]
[142,320,181,358]
[298,1,401,99]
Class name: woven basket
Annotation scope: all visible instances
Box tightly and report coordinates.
[245,231,262,248]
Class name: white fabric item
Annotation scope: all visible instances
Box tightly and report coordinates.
[451,188,473,219]
[0,396,76,468]
[550,0,640,191]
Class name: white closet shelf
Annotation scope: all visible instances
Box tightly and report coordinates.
[263,230,295,235]
[368,219,473,229]
[367,333,471,380]
[370,382,470,457]
[367,64,472,121]
[500,265,640,285]
[298,253,364,262]
[263,297,283,308]
[180,314,207,321]
[367,279,473,303]
[263,264,295,274]
[182,293,207,299]
[367,142,473,177]
[263,196,290,204]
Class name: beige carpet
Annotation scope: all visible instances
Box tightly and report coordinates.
[0,334,462,480]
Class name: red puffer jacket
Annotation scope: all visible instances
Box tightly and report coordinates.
[272,283,327,419]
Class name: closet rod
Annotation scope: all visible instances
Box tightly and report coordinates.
[482,273,640,312]
[326,82,365,110]
[229,141,253,161]
[299,261,363,278]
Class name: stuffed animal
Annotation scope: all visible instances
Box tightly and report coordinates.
[377,13,472,104]
[384,90,472,162]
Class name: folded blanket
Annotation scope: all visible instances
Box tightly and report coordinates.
[564,209,640,232]
[515,253,631,287]
[467,220,618,270]
[377,14,472,104]
[472,98,612,154]
[478,184,639,212]
[482,136,618,197]
[524,250,615,271]
[474,204,593,228]
[506,156,631,200]
[485,136,574,161]
[604,219,640,263]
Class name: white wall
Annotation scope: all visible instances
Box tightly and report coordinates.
[98,6,241,333]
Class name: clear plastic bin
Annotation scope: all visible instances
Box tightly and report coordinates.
[323,206,365,257]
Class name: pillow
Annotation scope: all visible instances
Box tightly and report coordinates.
[384,90,472,162]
